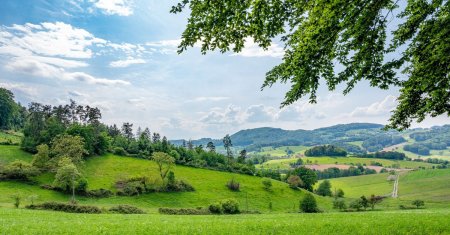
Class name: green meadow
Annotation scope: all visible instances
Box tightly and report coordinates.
[1,208,449,235]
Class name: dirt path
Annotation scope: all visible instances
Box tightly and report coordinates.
[392,174,399,198]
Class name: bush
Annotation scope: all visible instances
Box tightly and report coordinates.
[335,188,345,198]
[226,178,240,191]
[287,175,304,189]
[86,189,113,198]
[333,198,347,211]
[315,180,332,196]
[349,199,363,211]
[165,172,195,192]
[300,193,319,213]
[158,207,209,215]
[221,199,240,214]
[109,205,145,214]
[0,160,39,181]
[115,177,147,196]
[261,178,272,191]
[26,202,102,214]
[208,203,223,214]
[113,147,127,156]
[412,199,425,208]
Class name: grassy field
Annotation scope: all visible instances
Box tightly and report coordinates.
[0,146,332,213]
[0,145,33,165]
[399,169,450,204]
[0,131,22,145]
[0,207,449,235]
[258,156,436,171]
[256,146,309,157]
[318,173,394,198]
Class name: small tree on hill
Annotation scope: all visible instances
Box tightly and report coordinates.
[32,144,50,170]
[262,178,272,191]
[412,200,425,209]
[316,180,332,196]
[369,195,384,210]
[333,198,347,211]
[360,196,369,210]
[300,193,319,213]
[334,188,345,198]
[287,175,304,189]
[152,152,175,182]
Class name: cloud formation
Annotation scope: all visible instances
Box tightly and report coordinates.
[350,95,397,117]
[110,57,146,67]
[90,0,134,16]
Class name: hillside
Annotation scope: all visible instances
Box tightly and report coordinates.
[171,124,450,160]
[0,146,331,212]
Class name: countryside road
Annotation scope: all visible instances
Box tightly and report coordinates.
[392,174,399,198]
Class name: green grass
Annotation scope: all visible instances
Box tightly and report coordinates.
[258,156,436,171]
[0,208,449,235]
[0,131,22,145]
[0,145,33,165]
[0,147,332,213]
[319,173,394,199]
[399,169,450,203]
[256,146,309,157]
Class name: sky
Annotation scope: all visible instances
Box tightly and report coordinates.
[0,0,448,139]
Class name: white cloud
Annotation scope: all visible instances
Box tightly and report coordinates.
[233,39,284,58]
[6,58,129,86]
[189,96,230,102]
[110,57,146,67]
[0,22,133,86]
[0,82,37,96]
[245,105,276,123]
[90,0,134,16]
[350,95,397,117]
[201,105,244,125]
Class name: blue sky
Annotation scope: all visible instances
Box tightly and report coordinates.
[0,0,448,139]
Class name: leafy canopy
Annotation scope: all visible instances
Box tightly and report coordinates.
[172,0,449,130]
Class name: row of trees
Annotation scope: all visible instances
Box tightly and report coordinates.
[304,145,347,157]
[315,166,377,180]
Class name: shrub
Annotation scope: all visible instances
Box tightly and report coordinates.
[315,180,332,196]
[335,188,345,198]
[26,202,102,214]
[158,207,209,215]
[262,178,272,191]
[287,175,303,189]
[412,199,425,209]
[86,189,113,198]
[221,199,240,214]
[11,193,22,208]
[208,203,223,214]
[349,199,363,211]
[333,198,347,211]
[0,160,39,181]
[165,172,195,192]
[113,147,127,156]
[109,205,145,214]
[226,178,240,191]
[115,177,147,196]
[300,193,319,213]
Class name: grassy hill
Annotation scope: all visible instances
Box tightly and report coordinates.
[1,207,449,234]
[320,169,450,209]
[0,146,332,213]
[258,156,436,171]
[0,145,32,165]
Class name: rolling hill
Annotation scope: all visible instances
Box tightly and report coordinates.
[0,146,332,213]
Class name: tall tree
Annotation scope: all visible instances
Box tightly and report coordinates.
[206,141,216,152]
[121,122,134,141]
[238,149,247,163]
[223,134,233,159]
[172,0,450,130]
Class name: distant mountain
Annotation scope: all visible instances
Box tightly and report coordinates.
[171,123,385,148]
